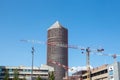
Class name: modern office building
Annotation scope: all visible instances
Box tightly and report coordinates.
[69,62,120,80]
[47,21,68,80]
[0,64,54,80]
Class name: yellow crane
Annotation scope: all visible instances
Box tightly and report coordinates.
[21,39,120,80]
[81,47,104,80]
[86,47,91,80]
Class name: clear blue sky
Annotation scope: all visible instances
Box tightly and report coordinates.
[0,0,120,69]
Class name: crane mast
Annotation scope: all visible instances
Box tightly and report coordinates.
[81,47,104,80]
[31,47,35,80]
[21,39,120,80]
[86,47,91,80]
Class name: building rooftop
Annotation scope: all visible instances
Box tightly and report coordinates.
[48,21,67,30]
[0,64,54,70]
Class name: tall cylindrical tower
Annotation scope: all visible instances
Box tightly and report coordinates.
[47,21,68,80]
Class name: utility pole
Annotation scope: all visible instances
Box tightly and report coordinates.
[31,47,35,80]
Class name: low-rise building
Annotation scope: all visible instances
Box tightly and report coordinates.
[0,64,54,80]
[69,62,120,80]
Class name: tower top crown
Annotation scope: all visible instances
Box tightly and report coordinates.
[48,21,66,30]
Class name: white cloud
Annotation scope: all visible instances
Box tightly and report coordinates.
[69,66,93,73]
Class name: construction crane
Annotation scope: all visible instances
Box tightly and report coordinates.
[48,59,84,80]
[80,48,120,80]
[31,47,35,80]
[20,39,84,49]
[95,52,120,63]
[81,47,104,80]
[20,39,120,80]
[48,59,72,80]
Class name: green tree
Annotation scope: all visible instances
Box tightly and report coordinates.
[4,69,9,80]
[23,76,26,80]
[48,72,55,80]
[36,75,42,80]
[13,69,19,80]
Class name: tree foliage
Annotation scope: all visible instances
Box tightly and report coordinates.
[36,75,42,80]
[4,69,9,80]
[23,76,26,80]
[48,72,55,80]
[13,69,19,80]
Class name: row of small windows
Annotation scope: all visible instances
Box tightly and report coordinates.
[0,73,48,76]
[82,69,107,79]
[0,68,48,73]
[0,69,31,72]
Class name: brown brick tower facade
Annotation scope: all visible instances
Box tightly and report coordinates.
[47,21,68,80]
